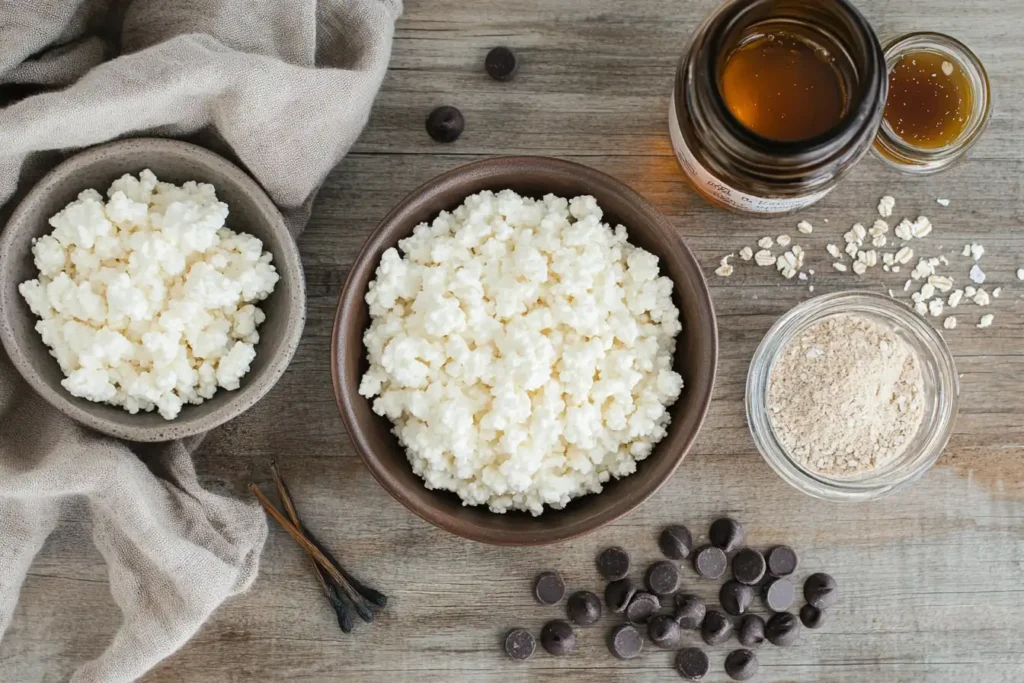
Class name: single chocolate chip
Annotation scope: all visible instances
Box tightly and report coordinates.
[800,603,827,629]
[765,611,800,646]
[504,628,536,661]
[484,46,518,81]
[693,545,728,579]
[605,578,636,614]
[659,525,693,560]
[533,570,566,605]
[720,580,755,616]
[626,591,661,625]
[732,548,766,585]
[737,614,766,647]
[804,573,839,609]
[597,546,631,581]
[540,620,576,656]
[566,590,602,626]
[701,610,733,645]
[766,545,799,578]
[674,593,707,629]
[647,614,682,648]
[763,577,796,612]
[645,560,680,596]
[425,105,464,143]
[609,623,643,659]
[725,649,759,681]
[709,517,745,553]
[675,647,711,681]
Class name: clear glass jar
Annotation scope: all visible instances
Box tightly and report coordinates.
[746,292,959,502]
[669,0,887,216]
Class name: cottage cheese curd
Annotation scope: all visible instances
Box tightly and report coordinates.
[18,170,279,419]
[359,190,684,515]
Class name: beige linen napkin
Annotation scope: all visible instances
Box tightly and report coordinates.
[0,1,401,680]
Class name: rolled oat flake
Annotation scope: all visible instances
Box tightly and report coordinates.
[767,313,926,477]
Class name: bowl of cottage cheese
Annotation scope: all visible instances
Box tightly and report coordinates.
[333,157,717,545]
[0,138,305,441]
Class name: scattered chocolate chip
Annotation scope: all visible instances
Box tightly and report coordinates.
[804,573,839,609]
[484,46,518,81]
[766,545,799,578]
[765,611,800,646]
[597,546,631,581]
[504,628,536,661]
[609,623,644,659]
[725,649,760,681]
[720,580,755,616]
[425,105,464,143]
[737,614,766,647]
[645,560,679,596]
[693,545,728,579]
[659,525,693,560]
[674,593,707,629]
[533,570,566,605]
[732,548,766,585]
[800,603,827,629]
[701,609,733,645]
[605,578,636,613]
[540,619,576,656]
[647,614,682,648]
[710,517,745,553]
[566,590,602,626]
[626,591,661,625]
[763,577,796,612]
[675,647,711,681]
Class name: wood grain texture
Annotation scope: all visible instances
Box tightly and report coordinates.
[3,1,1024,681]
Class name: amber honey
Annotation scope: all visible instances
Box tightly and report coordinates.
[883,51,973,149]
[719,31,848,142]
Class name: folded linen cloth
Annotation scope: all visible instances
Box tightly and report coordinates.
[0,1,401,680]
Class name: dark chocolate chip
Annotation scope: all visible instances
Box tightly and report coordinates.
[540,619,576,656]
[647,614,681,648]
[504,628,536,661]
[763,577,796,612]
[425,105,464,143]
[725,649,759,681]
[709,517,745,553]
[720,580,755,617]
[533,570,566,605]
[732,548,766,585]
[645,560,680,596]
[737,614,766,647]
[674,593,707,629]
[765,611,800,646]
[800,603,827,629]
[701,609,733,645]
[604,578,636,614]
[597,546,631,581]
[766,545,799,578]
[804,573,839,609]
[659,525,693,560]
[484,46,518,81]
[566,590,602,626]
[625,591,661,625]
[675,647,711,681]
[693,545,728,579]
[609,623,643,660]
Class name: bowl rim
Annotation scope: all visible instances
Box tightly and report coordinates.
[332,155,718,545]
[0,137,306,442]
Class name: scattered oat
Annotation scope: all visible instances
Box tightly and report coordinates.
[939,255,949,266]
[808,269,815,275]
[910,216,933,239]
[993,287,1002,298]
[833,262,848,272]
[969,243,985,261]
[883,265,891,272]
[715,254,735,277]
[1017,268,1024,281]
[928,298,944,317]
[920,283,936,301]
[904,279,912,292]
[845,242,860,258]
[853,223,867,242]
[928,275,954,292]
[777,234,792,247]
[888,288,895,298]
[892,265,901,273]
[882,252,896,266]
[973,288,991,306]
[827,243,841,258]
[895,219,914,242]
[977,314,994,329]
[969,264,986,284]
[853,261,868,275]
[755,249,776,267]
[941,60,954,77]
[943,316,957,330]
[798,272,808,281]
[948,290,963,308]
[809,285,815,292]
[965,286,977,297]
[895,246,914,264]
[797,220,814,234]
[961,244,972,257]
[936,198,950,207]
[872,234,887,248]
[914,301,928,316]
[878,195,895,218]
[739,246,754,261]
[758,236,774,249]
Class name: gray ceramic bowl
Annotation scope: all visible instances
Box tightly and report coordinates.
[0,138,305,442]
[333,157,718,545]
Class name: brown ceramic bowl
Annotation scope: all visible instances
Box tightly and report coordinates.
[0,138,305,442]
[332,157,717,545]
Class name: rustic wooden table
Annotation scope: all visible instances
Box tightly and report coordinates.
[4,1,1023,681]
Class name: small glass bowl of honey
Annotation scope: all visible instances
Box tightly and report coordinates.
[872,32,991,174]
